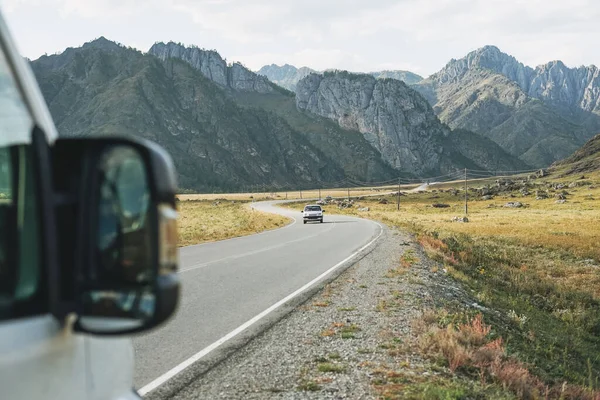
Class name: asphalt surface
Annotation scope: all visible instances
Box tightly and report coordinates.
[132,200,381,396]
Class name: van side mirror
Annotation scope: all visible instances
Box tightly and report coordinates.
[52,137,179,335]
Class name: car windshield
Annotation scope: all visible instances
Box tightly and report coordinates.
[304,206,321,211]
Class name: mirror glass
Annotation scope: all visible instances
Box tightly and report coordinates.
[79,145,157,332]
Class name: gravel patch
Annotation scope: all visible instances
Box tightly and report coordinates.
[169,227,461,399]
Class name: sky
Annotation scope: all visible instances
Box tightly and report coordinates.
[1,0,599,77]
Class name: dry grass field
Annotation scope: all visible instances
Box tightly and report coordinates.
[177,200,289,246]
[177,184,418,202]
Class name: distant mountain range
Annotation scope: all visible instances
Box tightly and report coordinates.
[413,45,600,168]
[257,64,423,91]
[29,39,600,191]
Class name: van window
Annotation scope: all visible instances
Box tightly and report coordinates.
[304,206,321,211]
[0,42,44,320]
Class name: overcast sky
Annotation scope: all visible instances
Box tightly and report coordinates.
[1,0,599,77]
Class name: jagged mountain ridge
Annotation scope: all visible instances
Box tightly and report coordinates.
[295,71,528,175]
[428,45,600,114]
[413,45,600,167]
[258,64,423,92]
[149,41,280,94]
[31,38,351,191]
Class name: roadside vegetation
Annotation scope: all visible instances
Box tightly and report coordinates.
[286,170,600,397]
[177,200,289,246]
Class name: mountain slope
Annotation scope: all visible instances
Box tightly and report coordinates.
[296,71,527,175]
[552,134,600,175]
[413,46,600,167]
[31,39,346,191]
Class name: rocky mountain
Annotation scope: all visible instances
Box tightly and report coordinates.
[149,42,278,94]
[414,46,600,167]
[152,44,398,181]
[257,64,316,91]
[258,64,423,92]
[552,133,600,175]
[31,38,350,191]
[369,70,423,85]
[296,71,527,175]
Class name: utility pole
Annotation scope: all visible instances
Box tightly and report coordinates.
[318,187,321,201]
[285,192,288,200]
[397,178,401,211]
[300,190,302,200]
[464,168,468,215]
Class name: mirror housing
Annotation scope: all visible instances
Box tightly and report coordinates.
[52,136,179,335]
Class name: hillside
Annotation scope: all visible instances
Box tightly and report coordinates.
[552,134,600,175]
[413,46,600,168]
[30,38,348,191]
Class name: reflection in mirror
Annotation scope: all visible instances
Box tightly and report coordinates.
[79,145,157,332]
[80,289,155,332]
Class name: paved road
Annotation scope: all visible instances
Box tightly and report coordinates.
[133,200,381,395]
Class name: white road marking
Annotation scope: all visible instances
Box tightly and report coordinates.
[138,220,384,396]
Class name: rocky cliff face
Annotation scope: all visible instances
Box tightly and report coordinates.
[149,42,276,93]
[413,46,600,167]
[296,71,446,174]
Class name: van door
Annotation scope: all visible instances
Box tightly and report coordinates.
[0,39,89,399]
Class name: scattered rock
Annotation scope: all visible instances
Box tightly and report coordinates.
[504,201,523,208]
[555,200,567,204]
[535,190,548,200]
[569,180,592,188]
[555,193,567,200]
[357,207,370,212]
[378,198,389,204]
[432,203,450,208]
[451,216,469,223]
[481,195,494,200]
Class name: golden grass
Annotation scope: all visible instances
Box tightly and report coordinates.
[177,184,418,202]
[284,176,600,296]
[177,200,289,246]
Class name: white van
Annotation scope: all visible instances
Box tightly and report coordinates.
[302,204,324,224]
[0,9,180,400]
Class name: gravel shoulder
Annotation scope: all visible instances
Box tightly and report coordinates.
[169,226,463,399]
